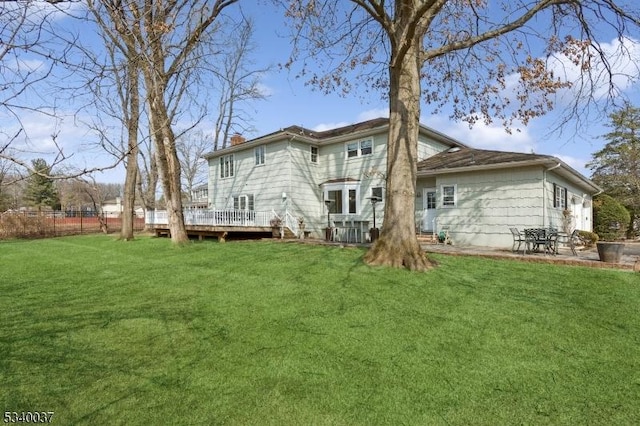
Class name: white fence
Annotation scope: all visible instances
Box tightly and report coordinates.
[146,209,276,228]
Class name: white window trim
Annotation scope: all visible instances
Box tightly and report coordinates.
[220,154,234,179]
[254,145,265,166]
[323,182,361,215]
[233,194,255,211]
[441,184,457,208]
[345,138,373,159]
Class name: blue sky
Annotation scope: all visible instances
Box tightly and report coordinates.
[218,3,640,179]
[3,2,640,183]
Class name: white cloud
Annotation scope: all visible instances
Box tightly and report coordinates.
[552,153,591,176]
[312,108,389,132]
[549,36,640,100]
[421,114,538,153]
[312,121,351,132]
[357,108,389,121]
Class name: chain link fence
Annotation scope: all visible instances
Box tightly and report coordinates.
[0,211,146,239]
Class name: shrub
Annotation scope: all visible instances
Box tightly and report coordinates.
[577,230,598,248]
[593,194,631,241]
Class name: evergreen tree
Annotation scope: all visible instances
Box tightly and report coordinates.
[25,158,60,210]
[587,103,640,237]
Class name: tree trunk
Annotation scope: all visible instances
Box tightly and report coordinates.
[363,33,435,271]
[120,60,140,241]
[151,103,189,244]
[120,154,138,240]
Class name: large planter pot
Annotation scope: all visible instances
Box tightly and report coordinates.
[596,241,625,263]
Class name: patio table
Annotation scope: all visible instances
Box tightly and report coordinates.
[524,228,558,255]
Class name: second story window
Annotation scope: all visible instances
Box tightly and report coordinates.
[310,146,318,163]
[346,138,373,158]
[220,154,234,178]
[255,145,265,166]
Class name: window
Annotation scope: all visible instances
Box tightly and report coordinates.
[348,189,357,214]
[310,146,318,163]
[324,182,361,214]
[346,138,373,158]
[254,145,265,165]
[233,194,254,211]
[220,154,234,178]
[426,191,436,209]
[360,139,372,155]
[553,184,567,209]
[327,190,343,214]
[442,185,457,207]
[347,142,359,158]
[371,187,383,202]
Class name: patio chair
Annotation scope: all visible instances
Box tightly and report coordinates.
[545,232,559,255]
[509,227,526,253]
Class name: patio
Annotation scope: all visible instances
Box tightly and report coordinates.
[420,241,640,271]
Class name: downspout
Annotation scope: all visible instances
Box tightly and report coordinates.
[287,135,296,221]
[543,163,562,228]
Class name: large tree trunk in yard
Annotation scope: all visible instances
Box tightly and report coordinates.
[364,34,435,271]
[120,60,140,241]
[146,83,189,244]
[120,153,138,241]
[155,118,189,244]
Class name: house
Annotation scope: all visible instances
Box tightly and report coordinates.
[184,184,209,209]
[416,147,601,247]
[101,197,145,218]
[199,117,600,247]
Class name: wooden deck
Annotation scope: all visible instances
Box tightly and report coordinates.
[150,224,275,241]
[146,209,300,241]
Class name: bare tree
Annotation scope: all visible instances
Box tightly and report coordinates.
[86,0,240,244]
[1,1,64,173]
[76,14,143,240]
[1,1,124,180]
[281,0,640,270]
[136,135,159,215]
[176,130,210,202]
[212,17,271,150]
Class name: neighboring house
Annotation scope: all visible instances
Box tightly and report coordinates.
[101,197,145,218]
[203,117,600,248]
[185,184,209,209]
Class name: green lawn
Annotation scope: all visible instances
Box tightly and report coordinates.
[1,235,639,425]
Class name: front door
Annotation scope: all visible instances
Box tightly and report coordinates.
[422,188,436,232]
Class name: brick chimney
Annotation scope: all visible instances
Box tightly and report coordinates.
[230,134,246,146]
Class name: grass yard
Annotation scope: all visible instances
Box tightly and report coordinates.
[1,235,639,425]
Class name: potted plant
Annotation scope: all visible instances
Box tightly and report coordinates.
[270,216,283,238]
[594,194,631,263]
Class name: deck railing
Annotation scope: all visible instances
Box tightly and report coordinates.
[146,209,276,228]
[283,210,300,237]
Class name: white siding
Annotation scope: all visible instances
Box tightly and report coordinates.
[424,167,545,247]
[209,140,291,217]
[207,126,471,239]
[418,134,450,160]
[287,141,324,233]
[418,166,595,248]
